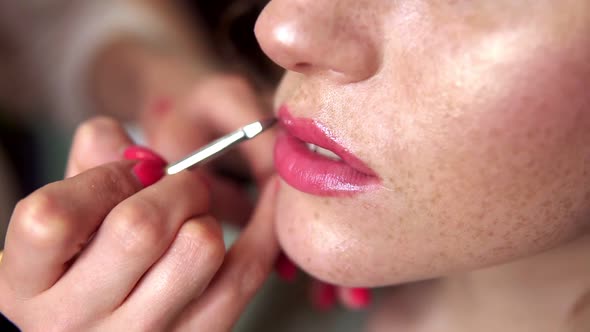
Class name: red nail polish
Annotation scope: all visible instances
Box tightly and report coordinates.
[311,282,337,311]
[124,146,166,166]
[275,252,297,282]
[133,160,165,187]
[342,287,372,310]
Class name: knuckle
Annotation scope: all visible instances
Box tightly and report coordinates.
[222,257,270,302]
[182,217,225,267]
[13,190,73,249]
[109,199,167,254]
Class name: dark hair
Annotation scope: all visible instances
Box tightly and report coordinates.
[179,0,282,87]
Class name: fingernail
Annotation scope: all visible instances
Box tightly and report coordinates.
[123,145,166,166]
[341,287,372,310]
[275,252,297,282]
[133,160,165,187]
[311,282,337,311]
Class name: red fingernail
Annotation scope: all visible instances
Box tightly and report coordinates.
[275,252,297,282]
[311,282,337,311]
[342,287,372,310]
[133,160,165,187]
[123,145,166,166]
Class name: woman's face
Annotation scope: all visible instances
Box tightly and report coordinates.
[255,0,590,287]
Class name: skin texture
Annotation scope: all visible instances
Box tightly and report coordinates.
[255,0,590,287]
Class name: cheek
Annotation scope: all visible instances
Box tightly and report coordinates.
[273,19,590,286]
[274,51,590,289]
[275,184,407,286]
[387,48,590,272]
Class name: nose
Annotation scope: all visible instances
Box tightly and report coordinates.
[255,0,382,83]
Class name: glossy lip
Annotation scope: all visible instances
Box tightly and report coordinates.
[274,105,380,196]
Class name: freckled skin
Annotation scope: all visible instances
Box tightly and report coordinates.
[256,0,590,287]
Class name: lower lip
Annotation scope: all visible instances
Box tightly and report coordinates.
[274,132,379,196]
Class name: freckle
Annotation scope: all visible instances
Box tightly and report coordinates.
[525,130,535,140]
[490,127,502,138]
[487,231,495,237]
[542,127,552,137]
[313,212,319,219]
[561,198,573,211]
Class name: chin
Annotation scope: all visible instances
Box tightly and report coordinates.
[273,183,430,287]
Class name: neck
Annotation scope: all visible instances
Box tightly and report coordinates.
[368,235,590,332]
[441,234,590,331]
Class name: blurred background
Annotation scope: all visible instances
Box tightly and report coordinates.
[0,1,369,331]
[0,0,280,248]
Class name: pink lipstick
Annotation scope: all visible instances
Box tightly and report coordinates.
[274,106,380,196]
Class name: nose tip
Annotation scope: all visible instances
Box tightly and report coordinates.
[255,2,381,84]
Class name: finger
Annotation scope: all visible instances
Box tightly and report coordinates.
[1,162,143,298]
[142,101,210,162]
[173,176,279,332]
[197,75,276,184]
[310,280,337,311]
[49,170,210,316]
[143,74,276,184]
[274,252,298,282]
[65,117,133,178]
[107,216,225,331]
[337,287,372,310]
[206,173,253,225]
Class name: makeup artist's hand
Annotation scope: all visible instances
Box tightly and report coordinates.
[140,73,276,225]
[138,73,372,311]
[0,118,279,331]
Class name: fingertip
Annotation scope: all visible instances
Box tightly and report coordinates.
[310,281,337,311]
[67,117,133,177]
[338,287,372,310]
[274,252,298,282]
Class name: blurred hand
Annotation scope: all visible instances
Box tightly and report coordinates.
[0,118,279,331]
[138,73,372,312]
[139,73,276,225]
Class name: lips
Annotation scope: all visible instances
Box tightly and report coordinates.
[274,106,380,196]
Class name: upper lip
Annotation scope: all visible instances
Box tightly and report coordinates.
[277,106,377,176]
